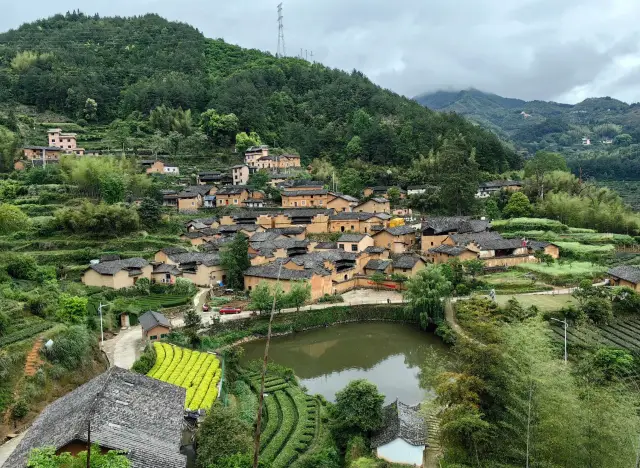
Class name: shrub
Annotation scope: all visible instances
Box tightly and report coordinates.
[57,294,88,324]
[317,294,344,304]
[11,400,28,421]
[44,326,96,370]
[6,254,38,280]
[132,344,156,375]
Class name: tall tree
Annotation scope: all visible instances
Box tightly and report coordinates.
[433,137,479,215]
[220,233,250,290]
[524,151,568,199]
[404,265,452,326]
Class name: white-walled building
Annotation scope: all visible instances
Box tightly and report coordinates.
[372,400,426,467]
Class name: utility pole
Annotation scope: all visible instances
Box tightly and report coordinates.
[305,49,308,60]
[86,419,91,467]
[276,3,286,58]
[98,302,104,348]
[550,317,568,363]
[310,50,314,62]
[252,262,283,468]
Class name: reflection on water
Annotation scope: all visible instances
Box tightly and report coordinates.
[240,322,450,405]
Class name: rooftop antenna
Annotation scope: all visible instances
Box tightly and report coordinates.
[277,3,286,58]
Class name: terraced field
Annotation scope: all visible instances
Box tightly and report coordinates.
[245,372,320,467]
[550,316,640,352]
[147,343,221,410]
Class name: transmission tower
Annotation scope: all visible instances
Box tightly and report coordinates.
[277,3,286,58]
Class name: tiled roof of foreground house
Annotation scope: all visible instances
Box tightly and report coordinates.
[167,252,222,267]
[378,225,416,236]
[245,262,323,280]
[89,258,148,275]
[4,367,186,468]
[364,259,392,271]
[608,265,640,284]
[428,245,474,256]
[281,189,329,196]
[338,233,368,242]
[422,217,489,235]
[139,311,171,332]
[393,255,422,270]
[371,400,426,448]
[329,211,392,221]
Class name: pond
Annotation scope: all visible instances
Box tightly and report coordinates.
[240,322,450,405]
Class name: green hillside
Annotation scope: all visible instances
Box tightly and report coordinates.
[0,12,519,173]
[416,88,640,181]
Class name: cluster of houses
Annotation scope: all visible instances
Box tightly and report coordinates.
[82,210,560,301]
[15,128,86,170]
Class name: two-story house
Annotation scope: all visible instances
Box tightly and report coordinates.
[231,165,250,185]
[244,145,270,167]
[354,198,391,214]
[281,180,328,208]
[47,128,85,155]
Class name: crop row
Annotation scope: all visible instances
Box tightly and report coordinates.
[260,394,282,450]
[271,388,317,468]
[260,391,297,462]
[551,317,640,352]
[0,322,54,347]
[147,343,221,410]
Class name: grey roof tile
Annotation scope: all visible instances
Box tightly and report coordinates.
[608,266,640,284]
[139,311,171,331]
[89,258,148,275]
[4,367,186,468]
[364,259,392,271]
[371,401,426,448]
[338,233,368,242]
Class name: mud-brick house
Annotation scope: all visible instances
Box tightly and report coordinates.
[139,310,172,341]
[327,192,360,212]
[428,244,478,264]
[177,185,215,212]
[329,212,391,235]
[608,266,640,292]
[281,181,329,208]
[354,197,391,214]
[82,258,152,289]
[3,367,186,468]
[337,233,374,253]
[392,255,426,277]
[363,259,393,275]
[244,262,333,301]
[161,251,226,287]
[373,225,417,254]
[421,217,490,252]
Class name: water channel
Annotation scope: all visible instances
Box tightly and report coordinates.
[240,322,450,405]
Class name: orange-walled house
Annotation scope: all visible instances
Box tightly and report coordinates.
[337,233,375,253]
[329,212,391,235]
[82,258,152,289]
[372,226,417,254]
[244,145,270,167]
[145,160,180,175]
[327,192,360,212]
[391,255,426,277]
[608,266,640,292]
[244,263,332,301]
[354,198,391,214]
[139,311,172,342]
[47,128,85,155]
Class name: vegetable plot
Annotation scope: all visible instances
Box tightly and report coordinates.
[147,342,221,410]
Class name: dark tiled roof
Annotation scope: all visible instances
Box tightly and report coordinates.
[160,247,189,256]
[338,233,369,242]
[182,232,205,239]
[281,189,328,196]
[527,240,552,251]
[152,263,182,275]
[371,401,426,448]
[330,212,378,221]
[365,259,392,271]
[285,179,324,187]
[481,238,526,250]
[380,225,416,236]
[364,246,386,254]
[245,263,320,280]
[371,197,389,203]
[450,231,503,248]
[177,185,212,198]
[217,185,250,195]
[250,231,285,243]
[316,242,338,250]
[186,221,208,230]
[289,250,357,267]
[609,266,640,284]
[328,192,359,203]
[100,254,121,262]
[167,252,221,267]
[458,219,491,233]
[139,311,171,331]
[89,258,148,275]
[230,209,333,220]
[429,245,473,256]
[4,367,186,468]
[24,145,61,151]
[393,255,422,269]
[219,224,259,233]
[421,216,471,234]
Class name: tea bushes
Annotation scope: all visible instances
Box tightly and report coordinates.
[146,343,221,410]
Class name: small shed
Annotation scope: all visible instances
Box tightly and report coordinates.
[139,311,172,341]
[371,400,427,467]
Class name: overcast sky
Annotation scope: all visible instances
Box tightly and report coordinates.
[4,0,640,104]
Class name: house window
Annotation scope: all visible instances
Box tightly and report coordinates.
[191,202,195,206]
[319,200,323,205]
[338,244,345,250]
[351,244,357,252]
[234,199,238,204]
[344,274,348,281]
[160,334,167,338]
[301,200,306,206]
[351,225,355,230]
[149,335,158,340]
[341,226,345,232]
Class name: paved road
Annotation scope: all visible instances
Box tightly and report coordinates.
[0,431,26,466]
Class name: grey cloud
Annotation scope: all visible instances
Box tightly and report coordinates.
[3,0,640,103]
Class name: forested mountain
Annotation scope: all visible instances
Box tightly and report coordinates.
[0,12,519,172]
[416,88,640,181]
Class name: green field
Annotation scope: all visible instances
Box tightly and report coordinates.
[516,261,606,285]
[495,294,576,311]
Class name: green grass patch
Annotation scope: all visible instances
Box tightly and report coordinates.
[492,217,568,233]
[516,261,605,286]
[495,294,576,311]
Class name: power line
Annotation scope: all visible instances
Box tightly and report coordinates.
[276,3,285,58]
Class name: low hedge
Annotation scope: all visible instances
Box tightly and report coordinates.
[260,391,297,463]
[271,388,317,467]
[492,217,568,233]
[260,394,282,450]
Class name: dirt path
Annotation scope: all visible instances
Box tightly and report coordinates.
[102,326,143,370]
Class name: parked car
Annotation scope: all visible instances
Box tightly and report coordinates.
[202,303,210,312]
[219,307,242,315]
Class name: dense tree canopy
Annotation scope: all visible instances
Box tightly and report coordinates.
[0,13,520,172]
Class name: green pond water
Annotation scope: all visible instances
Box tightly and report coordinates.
[241,322,450,405]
